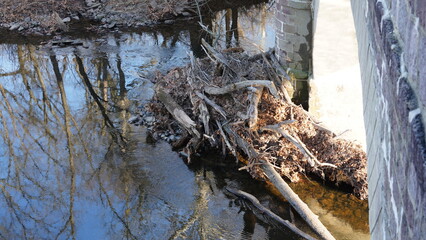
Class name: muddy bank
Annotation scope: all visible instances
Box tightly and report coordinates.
[0,0,268,37]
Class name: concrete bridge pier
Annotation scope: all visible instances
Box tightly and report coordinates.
[274,0,313,73]
[275,0,426,239]
[274,0,314,108]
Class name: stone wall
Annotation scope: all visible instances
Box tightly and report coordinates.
[274,0,314,108]
[274,0,313,73]
[351,0,426,239]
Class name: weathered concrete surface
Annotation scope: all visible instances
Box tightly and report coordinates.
[351,0,426,239]
[309,0,366,149]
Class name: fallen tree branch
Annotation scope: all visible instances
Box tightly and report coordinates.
[198,100,210,135]
[261,124,337,169]
[226,187,317,240]
[201,38,236,74]
[223,124,258,159]
[195,91,227,119]
[204,80,279,99]
[156,86,201,139]
[269,52,292,82]
[261,161,336,240]
[222,124,335,240]
[147,40,368,200]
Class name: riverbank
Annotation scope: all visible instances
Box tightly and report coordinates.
[0,0,201,36]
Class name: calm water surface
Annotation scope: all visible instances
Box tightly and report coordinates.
[0,3,368,239]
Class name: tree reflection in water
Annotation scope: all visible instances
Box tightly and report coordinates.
[0,43,146,239]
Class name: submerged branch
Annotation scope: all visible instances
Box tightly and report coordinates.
[261,161,336,240]
[226,187,317,240]
[222,124,335,240]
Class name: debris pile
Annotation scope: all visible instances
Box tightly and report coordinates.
[146,41,367,200]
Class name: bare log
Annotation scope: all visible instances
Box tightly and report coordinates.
[222,124,335,240]
[261,124,337,169]
[226,187,317,240]
[155,86,201,138]
[223,124,258,159]
[204,80,279,99]
[261,161,336,240]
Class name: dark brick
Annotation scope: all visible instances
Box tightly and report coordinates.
[411,114,426,187]
[405,197,415,232]
[375,1,385,24]
[399,77,418,111]
[400,213,409,237]
[416,1,426,29]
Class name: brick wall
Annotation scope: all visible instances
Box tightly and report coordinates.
[351,0,426,239]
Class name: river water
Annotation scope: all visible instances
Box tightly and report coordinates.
[0,2,369,240]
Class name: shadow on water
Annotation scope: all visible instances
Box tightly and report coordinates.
[0,2,368,240]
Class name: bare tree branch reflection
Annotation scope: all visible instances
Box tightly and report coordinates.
[74,54,126,148]
[50,54,76,240]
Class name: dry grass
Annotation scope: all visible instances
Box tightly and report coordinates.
[147,0,202,20]
[0,0,205,33]
[0,0,84,22]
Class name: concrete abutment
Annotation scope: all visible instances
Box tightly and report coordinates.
[274,0,426,238]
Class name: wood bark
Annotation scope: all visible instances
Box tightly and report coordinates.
[247,86,263,129]
[195,91,227,119]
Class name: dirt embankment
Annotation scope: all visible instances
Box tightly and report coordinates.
[0,0,202,35]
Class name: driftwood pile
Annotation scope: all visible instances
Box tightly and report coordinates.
[146,40,367,201]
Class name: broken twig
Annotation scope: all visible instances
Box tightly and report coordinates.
[261,124,337,169]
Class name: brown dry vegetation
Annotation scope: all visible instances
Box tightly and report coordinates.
[0,0,203,34]
[147,48,368,200]
[0,0,84,26]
